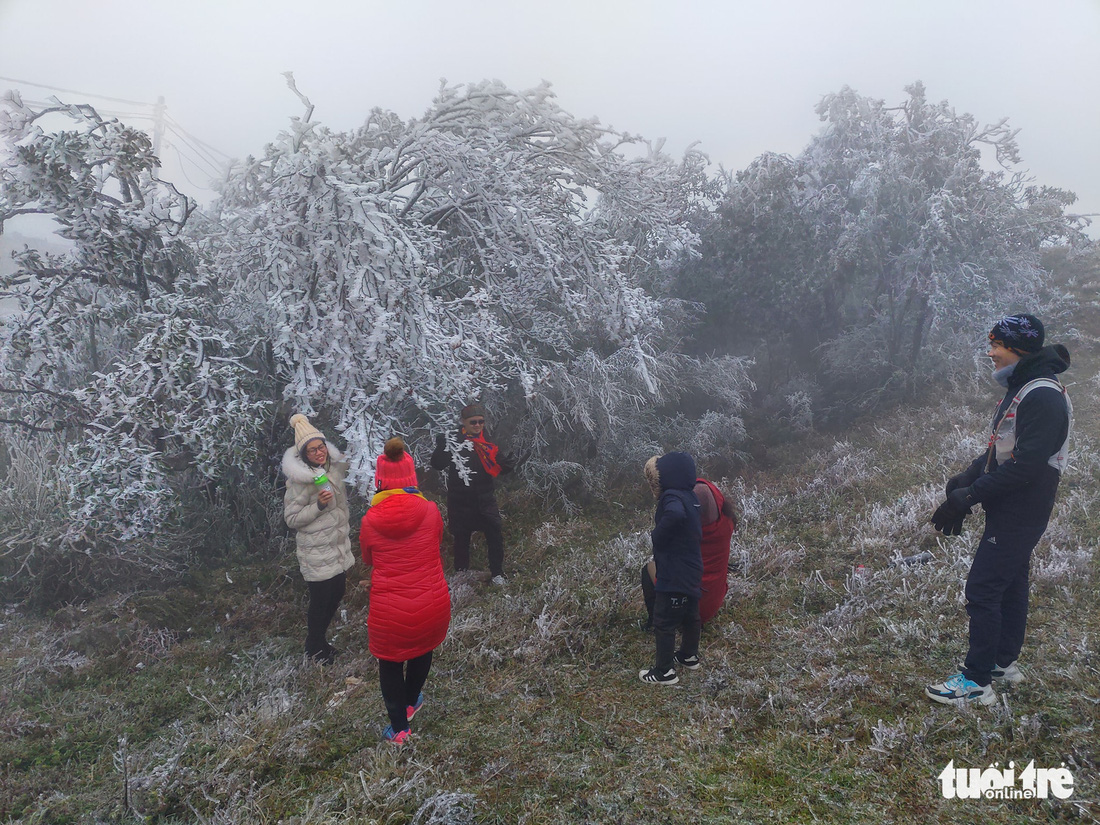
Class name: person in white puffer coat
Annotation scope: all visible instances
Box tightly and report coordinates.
[282,413,355,665]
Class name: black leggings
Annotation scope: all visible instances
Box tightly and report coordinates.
[378,651,434,732]
[305,572,346,657]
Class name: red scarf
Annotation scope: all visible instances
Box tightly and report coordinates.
[466,431,502,477]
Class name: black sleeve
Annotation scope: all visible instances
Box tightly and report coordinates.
[969,386,1069,503]
[430,437,452,472]
[651,495,687,545]
[953,456,985,489]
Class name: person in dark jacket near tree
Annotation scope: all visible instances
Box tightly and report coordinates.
[926,314,1072,706]
[639,452,703,686]
[430,403,515,584]
[361,438,451,745]
[641,477,738,629]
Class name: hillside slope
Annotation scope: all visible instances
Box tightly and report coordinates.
[2,341,1098,824]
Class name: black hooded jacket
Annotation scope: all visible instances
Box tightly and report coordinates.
[961,345,1070,518]
[651,452,703,597]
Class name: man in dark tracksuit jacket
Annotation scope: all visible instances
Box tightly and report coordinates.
[926,314,1071,706]
[430,403,515,583]
[639,451,703,686]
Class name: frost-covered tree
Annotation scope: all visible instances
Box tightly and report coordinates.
[211,79,730,487]
[678,82,1089,420]
[0,93,266,601]
[0,80,754,602]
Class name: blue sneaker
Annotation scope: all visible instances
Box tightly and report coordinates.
[925,673,996,706]
[406,693,425,721]
[382,724,410,745]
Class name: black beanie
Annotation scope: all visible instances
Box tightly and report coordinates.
[989,314,1045,354]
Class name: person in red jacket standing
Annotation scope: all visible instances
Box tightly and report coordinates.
[695,479,739,625]
[641,476,738,630]
[360,438,451,745]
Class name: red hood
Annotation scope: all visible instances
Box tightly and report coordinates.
[365,491,435,540]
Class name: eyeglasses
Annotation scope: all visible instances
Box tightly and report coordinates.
[305,444,327,455]
[465,418,485,425]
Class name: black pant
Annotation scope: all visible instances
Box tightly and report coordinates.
[640,562,656,628]
[305,572,345,657]
[962,510,1047,686]
[652,591,700,672]
[378,651,434,732]
[449,494,505,577]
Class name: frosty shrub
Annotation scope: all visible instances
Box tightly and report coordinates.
[0,94,268,602]
[0,78,754,600]
[676,81,1089,424]
[210,79,745,494]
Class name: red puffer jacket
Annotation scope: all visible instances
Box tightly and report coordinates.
[360,490,451,662]
[696,479,736,625]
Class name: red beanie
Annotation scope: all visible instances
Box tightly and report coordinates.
[375,437,418,490]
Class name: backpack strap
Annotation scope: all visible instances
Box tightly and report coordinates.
[985,378,1070,473]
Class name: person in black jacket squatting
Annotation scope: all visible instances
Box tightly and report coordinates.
[431,403,515,585]
[639,451,704,686]
[926,314,1072,706]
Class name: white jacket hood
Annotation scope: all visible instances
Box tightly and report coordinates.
[282,444,347,484]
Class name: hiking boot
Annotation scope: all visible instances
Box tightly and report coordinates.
[991,661,1024,684]
[674,652,701,670]
[638,667,678,686]
[383,724,410,745]
[406,693,425,721]
[925,673,997,706]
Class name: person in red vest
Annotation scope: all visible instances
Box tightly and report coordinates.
[641,476,738,630]
[360,438,451,745]
[430,403,515,584]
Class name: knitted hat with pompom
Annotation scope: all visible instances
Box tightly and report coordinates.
[290,413,325,453]
[375,437,418,491]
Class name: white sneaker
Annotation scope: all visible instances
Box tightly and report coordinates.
[925,673,997,706]
[991,661,1024,684]
[490,575,506,586]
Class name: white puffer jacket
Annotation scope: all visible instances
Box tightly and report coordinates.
[282,445,355,582]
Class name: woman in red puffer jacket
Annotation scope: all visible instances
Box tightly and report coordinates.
[360,438,450,745]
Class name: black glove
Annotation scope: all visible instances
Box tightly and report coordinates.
[945,473,969,497]
[947,486,977,511]
[931,501,965,535]
[931,487,976,536]
[931,507,967,536]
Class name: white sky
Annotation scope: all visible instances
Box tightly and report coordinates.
[1,0,1098,235]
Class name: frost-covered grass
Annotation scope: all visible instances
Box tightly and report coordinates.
[3,369,1100,824]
